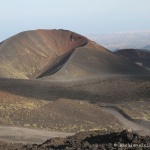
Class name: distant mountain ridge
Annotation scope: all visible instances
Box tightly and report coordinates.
[87,31,150,51]
[144,45,150,50]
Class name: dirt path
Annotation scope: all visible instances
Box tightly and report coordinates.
[0,107,149,144]
[0,126,73,144]
[101,107,150,136]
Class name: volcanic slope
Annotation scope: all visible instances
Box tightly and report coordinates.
[0,29,88,79]
[115,49,150,70]
[0,29,150,80]
[41,41,150,80]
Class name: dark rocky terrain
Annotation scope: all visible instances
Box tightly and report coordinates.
[0,130,149,150]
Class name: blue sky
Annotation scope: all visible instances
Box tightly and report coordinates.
[0,0,150,41]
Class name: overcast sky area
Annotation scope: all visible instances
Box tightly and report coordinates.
[0,0,150,41]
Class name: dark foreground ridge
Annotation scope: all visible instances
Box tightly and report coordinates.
[0,130,149,150]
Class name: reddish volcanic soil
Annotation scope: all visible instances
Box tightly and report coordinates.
[0,29,88,79]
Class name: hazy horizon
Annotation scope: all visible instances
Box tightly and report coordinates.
[1,0,150,41]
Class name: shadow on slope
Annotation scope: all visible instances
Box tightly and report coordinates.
[0,76,150,103]
[41,42,150,81]
[115,49,150,70]
[0,78,100,102]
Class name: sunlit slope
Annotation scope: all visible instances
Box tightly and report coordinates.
[0,29,88,79]
[42,41,150,80]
